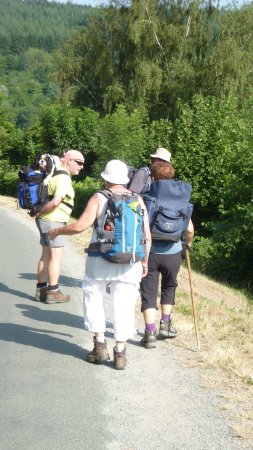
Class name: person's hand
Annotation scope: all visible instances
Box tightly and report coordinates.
[141,262,148,278]
[28,205,41,219]
[28,210,39,219]
[181,242,191,260]
[48,228,58,240]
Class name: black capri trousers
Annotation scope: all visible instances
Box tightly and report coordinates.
[140,252,182,312]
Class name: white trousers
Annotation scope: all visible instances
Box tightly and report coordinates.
[83,280,139,342]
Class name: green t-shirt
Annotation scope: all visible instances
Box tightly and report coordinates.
[40,172,74,223]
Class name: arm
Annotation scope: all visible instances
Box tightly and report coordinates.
[48,194,100,239]
[184,219,194,246]
[139,196,151,278]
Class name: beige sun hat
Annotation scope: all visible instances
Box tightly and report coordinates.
[150,147,171,162]
[101,160,129,185]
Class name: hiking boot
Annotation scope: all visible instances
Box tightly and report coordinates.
[87,337,110,364]
[34,286,47,302]
[140,329,156,349]
[45,290,70,304]
[113,347,127,370]
[158,319,177,339]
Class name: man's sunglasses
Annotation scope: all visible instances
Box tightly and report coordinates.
[74,160,84,167]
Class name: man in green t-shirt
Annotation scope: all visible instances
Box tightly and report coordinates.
[33,149,85,304]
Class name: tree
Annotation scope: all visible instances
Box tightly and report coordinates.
[93,104,146,175]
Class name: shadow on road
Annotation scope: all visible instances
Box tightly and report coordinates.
[16,303,84,329]
[0,272,83,303]
[0,322,87,360]
[0,282,34,301]
[16,304,114,334]
[18,273,83,288]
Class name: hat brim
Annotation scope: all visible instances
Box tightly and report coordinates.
[101,172,129,185]
[150,153,170,162]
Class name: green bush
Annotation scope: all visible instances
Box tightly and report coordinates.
[0,166,18,197]
[72,176,102,218]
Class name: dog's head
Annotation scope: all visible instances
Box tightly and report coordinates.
[35,154,54,174]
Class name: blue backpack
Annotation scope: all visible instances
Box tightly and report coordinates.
[143,179,193,242]
[17,167,48,211]
[17,166,72,214]
[88,190,146,264]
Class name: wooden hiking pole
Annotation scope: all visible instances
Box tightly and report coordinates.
[185,248,201,351]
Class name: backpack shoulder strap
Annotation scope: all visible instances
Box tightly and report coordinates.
[129,192,140,200]
[97,189,114,199]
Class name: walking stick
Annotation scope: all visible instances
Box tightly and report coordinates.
[185,248,201,351]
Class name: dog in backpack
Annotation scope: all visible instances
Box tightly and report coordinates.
[34,154,61,184]
[17,153,62,213]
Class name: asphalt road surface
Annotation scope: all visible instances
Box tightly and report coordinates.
[0,205,252,450]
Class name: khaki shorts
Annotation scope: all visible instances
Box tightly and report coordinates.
[36,218,67,248]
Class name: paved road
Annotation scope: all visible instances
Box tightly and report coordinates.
[0,205,252,450]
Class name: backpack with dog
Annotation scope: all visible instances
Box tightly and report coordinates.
[17,167,48,211]
[17,154,71,214]
[143,179,193,242]
[88,190,146,264]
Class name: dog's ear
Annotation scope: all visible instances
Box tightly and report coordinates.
[45,155,53,174]
[35,154,42,169]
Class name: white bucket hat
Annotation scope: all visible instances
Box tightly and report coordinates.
[150,147,171,162]
[101,160,129,185]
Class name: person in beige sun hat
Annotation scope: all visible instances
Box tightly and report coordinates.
[127,147,172,194]
[150,147,171,163]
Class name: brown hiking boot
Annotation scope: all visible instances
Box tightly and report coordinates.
[46,290,70,304]
[35,286,47,302]
[141,329,156,349]
[158,319,177,339]
[87,337,110,364]
[113,347,127,370]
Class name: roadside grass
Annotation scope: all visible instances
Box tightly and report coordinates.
[175,286,253,386]
[174,267,253,443]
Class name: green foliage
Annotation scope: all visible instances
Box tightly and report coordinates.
[0,0,93,128]
[0,164,18,196]
[0,0,89,55]
[172,94,245,227]
[57,1,253,121]
[72,177,102,218]
[39,104,99,155]
[93,105,146,175]
[146,119,173,158]
[172,93,253,293]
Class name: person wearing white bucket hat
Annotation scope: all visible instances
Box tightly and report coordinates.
[100,159,130,185]
[127,147,171,194]
[48,159,151,370]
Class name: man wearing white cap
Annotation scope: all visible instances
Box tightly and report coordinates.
[127,147,171,195]
[48,159,151,370]
[33,149,85,304]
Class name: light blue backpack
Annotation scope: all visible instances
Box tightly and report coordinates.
[88,190,146,264]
